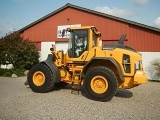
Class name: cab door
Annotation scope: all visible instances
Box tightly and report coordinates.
[66,29,89,63]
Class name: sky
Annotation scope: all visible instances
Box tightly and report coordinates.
[0,0,160,37]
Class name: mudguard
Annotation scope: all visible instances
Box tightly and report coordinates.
[82,57,124,81]
[41,54,61,83]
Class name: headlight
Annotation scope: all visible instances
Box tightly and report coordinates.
[135,61,140,70]
[50,47,54,51]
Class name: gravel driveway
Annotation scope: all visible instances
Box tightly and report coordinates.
[0,76,160,120]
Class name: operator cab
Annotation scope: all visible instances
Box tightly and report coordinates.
[67,27,100,58]
[67,29,88,58]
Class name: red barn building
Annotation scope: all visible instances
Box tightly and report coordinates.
[19,3,160,80]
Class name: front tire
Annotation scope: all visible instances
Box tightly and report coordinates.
[83,66,118,102]
[27,63,56,93]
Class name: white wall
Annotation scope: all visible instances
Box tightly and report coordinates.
[40,42,55,61]
[55,42,68,53]
[140,52,160,80]
[40,41,68,61]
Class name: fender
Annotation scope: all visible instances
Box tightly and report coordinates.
[41,54,61,83]
[82,57,124,81]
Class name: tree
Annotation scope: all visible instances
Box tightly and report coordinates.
[152,58,160,77]
[0,32,40,70]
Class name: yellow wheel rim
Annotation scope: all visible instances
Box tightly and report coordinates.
[33,71,45,86]
[90,76,108,94]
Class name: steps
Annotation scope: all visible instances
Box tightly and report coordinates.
[71,66,83,94]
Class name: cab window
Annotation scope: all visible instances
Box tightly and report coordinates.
[68,29,88,58]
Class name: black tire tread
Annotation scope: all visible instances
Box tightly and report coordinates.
[28,63,55,93]
[83,66,118,102]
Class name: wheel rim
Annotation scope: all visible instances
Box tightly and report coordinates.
[33,71,45,86]
[90,76,108,94]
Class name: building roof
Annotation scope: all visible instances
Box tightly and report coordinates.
[18,3,160,33]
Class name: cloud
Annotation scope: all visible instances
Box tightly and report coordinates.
[94,6,133,18]
[131,0,149,6]
[154,17,160,28]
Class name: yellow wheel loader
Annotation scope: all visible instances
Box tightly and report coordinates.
[27,26,147,102]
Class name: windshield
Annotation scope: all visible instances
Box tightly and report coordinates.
[68,29,88,58]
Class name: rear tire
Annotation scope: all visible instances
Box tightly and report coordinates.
[27,63,56,93]
[83,66,118,102]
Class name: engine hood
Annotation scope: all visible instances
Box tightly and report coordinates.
[102,44,136,52]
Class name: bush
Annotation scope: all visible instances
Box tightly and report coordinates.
[3,71,12,77]
[0,68,26,77]
[13,68,26,76]
[151,58,160,76]
[0,69,7,76]
[0,32,40,70]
